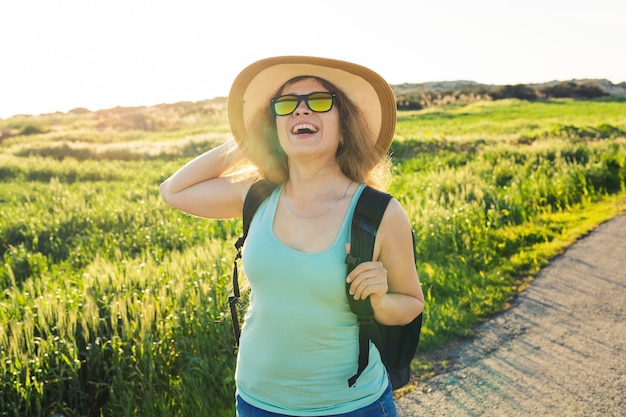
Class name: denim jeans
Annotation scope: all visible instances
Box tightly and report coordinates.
[236,382,396,417]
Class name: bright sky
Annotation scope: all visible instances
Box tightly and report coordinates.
[1,0,624,119]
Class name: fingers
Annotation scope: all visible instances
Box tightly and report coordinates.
[347,261,388,301]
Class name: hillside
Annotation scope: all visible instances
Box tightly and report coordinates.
[392,78,626,109]
[392,78,626,96]
[1,79,624,128]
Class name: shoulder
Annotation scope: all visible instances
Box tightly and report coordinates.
[380,197,411,230]
[377,196,413,250]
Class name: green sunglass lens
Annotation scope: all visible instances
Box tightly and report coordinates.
[273,96,298,116]
[307,93,333,112]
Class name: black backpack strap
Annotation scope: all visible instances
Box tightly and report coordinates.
[229,180,276,346]
[344,186,392,387]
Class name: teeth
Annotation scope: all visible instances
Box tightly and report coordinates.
[292,124,318,134]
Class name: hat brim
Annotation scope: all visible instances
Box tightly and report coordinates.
[228,56,396,159]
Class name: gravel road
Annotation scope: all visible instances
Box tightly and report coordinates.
[397,213,626,417]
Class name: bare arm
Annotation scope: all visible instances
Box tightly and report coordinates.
[159,139,250,219]
[346,199,424,325]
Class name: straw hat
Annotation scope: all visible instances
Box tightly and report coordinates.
[227,56,396,160]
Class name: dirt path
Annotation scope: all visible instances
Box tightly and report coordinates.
[397,214,626,417]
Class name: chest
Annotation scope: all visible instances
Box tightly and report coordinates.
[272,200,351,253]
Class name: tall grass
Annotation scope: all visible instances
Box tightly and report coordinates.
[1,156,241,416]
[391,137,625,345]
[1,98,625,415]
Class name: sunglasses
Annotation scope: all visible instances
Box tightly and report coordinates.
[271,92,336,116]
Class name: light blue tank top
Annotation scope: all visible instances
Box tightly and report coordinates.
[235,184,388,415]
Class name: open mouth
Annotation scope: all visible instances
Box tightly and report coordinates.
[292,123,318,135]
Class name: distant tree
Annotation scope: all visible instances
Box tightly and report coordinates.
[537,81,607,99]
[491,84,537,100]
[574,84,608,99]
[396,93,424,110]
[538,82,575,98]
[539,82,578,98]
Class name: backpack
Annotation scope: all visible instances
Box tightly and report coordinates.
[229,180,423,390]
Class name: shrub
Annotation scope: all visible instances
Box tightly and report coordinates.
[537,81,608,99]
[490,84,537,100]
[18,124,46,136]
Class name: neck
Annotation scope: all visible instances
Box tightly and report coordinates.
[287,160,343,185]
[284,158,352,196]
[282,177,354,219]
[286,171,349,196]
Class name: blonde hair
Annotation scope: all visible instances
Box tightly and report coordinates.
[237,76,392,190]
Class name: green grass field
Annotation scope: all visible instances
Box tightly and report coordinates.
[1,98,625,416]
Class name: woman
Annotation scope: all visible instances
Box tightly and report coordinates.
[160,56,424,416]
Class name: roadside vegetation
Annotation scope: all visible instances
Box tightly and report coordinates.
[1,95,625,416]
